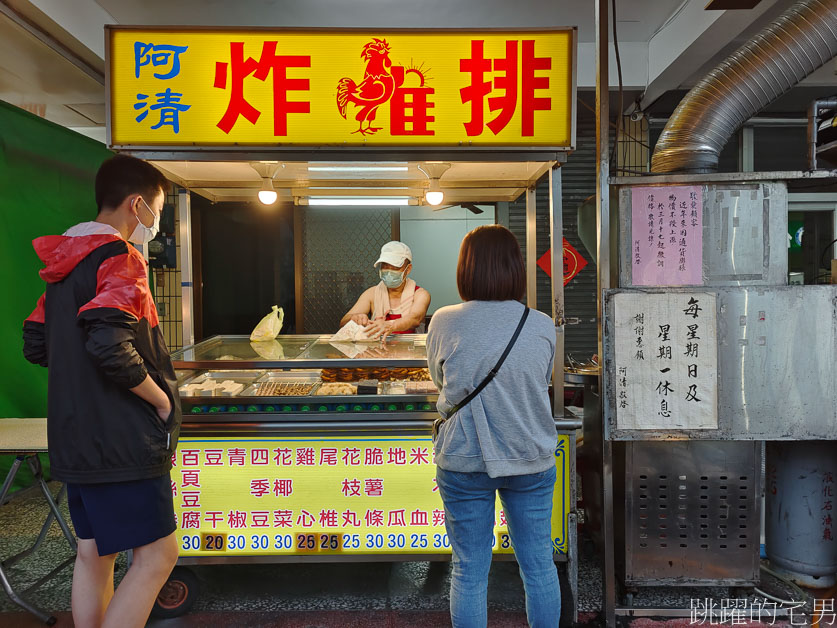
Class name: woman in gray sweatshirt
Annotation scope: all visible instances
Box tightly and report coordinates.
[427,225,561,628]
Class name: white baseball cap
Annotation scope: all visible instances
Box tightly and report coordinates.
[374,241,412,268]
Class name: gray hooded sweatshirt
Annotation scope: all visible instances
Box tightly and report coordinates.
[426,300,557,478]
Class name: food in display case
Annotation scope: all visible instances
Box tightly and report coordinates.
[321,367,432,382]
[255,382,316,397]
[405,381,438,394]
[179,380,245,397]
[172,336,439,417]
[386,382,407,395]
[315,383,357,396]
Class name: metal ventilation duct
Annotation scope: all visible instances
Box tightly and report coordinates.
[651,0,837,174]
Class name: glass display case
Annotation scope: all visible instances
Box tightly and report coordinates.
[171,335,438,420]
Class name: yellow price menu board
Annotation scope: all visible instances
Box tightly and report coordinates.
[107,28,576,148]
[172,434,571,557]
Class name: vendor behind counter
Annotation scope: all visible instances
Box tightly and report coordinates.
[340,241,431,339]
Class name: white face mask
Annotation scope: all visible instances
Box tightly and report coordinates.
[128,197,160,244]
[380,268,406,289]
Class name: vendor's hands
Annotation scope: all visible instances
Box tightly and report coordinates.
[364,318,393,340]
[350,313,370,326]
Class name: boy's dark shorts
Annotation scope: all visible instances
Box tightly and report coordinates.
[67,473,176,556]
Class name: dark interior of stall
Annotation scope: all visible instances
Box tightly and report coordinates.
[192,194,296,340]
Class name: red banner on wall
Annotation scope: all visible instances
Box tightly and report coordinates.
[537,238,588,285]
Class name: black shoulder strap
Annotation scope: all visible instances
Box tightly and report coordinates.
[445,305,530,418]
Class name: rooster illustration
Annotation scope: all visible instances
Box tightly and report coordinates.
[337,39,396,135]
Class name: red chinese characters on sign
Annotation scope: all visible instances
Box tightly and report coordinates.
[181,512,201,529]
[214,41,310,136]
[336,39,433,136]
[273,447,293,466]
[341,478,362,497]
[251,448,269,465]
[411,510,429,526]
[181,469,201,487]
[389,65,434,136]
[388,447,407,465]
[320,448,338,466]
[228,510,247,528]
[461,39,551,137]
[297,447,315,466]
[205,449,223,466]
[182,491,201,509]
[365,478,384,497]
[319,509,339,527]
[228,448,246,466]
[274,509,293,528]
[273,479,294,497]
[297,509,316,528]
[410,447,430,465]
[365,509,385,527]
[250,478,270,498]
[343,510,361,527]
[342,448,361,466]
[537,239,589,286]
[252,511,270,528]
[365,447,384,466]
[388,509,407,527]
[205,511,223,529]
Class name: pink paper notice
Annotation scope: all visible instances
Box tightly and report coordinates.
[631,186,703,286]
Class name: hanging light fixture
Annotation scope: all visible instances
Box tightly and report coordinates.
[258,177,278,205]
[418,162,450,206]
[250,162,282,206]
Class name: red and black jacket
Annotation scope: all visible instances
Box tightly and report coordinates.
[23,233,181,484]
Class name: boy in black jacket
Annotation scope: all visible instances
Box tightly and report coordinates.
[23,154,181,628]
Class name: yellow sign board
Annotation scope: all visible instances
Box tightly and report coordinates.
[172,434,571,557]
[107,28,575,148]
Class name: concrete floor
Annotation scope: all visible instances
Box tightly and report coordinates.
[0,482,804,627]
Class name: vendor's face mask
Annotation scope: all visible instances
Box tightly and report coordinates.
[128,196,160,245]
[380,268,406,289]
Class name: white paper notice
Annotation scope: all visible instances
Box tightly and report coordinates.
[613,292,718,430]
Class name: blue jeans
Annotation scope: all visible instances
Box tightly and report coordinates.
[436,465,561,628]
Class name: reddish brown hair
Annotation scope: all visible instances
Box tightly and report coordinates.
[457,225,525,302]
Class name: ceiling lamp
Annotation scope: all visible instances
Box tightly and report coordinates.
[250,162,282,206]
[258,178,278,205]
[418,162,451,206]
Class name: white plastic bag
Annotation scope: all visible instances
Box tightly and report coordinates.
[250,305,284,342]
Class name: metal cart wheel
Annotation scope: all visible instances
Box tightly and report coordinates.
[151,566,199,619]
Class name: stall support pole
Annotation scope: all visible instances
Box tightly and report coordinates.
[526,187,538,308]
[549,165,578,623]
[178,189,195,348]
[596,0,617,625]
[549,166,565,421]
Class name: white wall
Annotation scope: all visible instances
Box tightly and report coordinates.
[399,205,495,314]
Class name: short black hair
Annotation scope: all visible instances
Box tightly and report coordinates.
[95,154,169,213]
[457,225,525,302]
